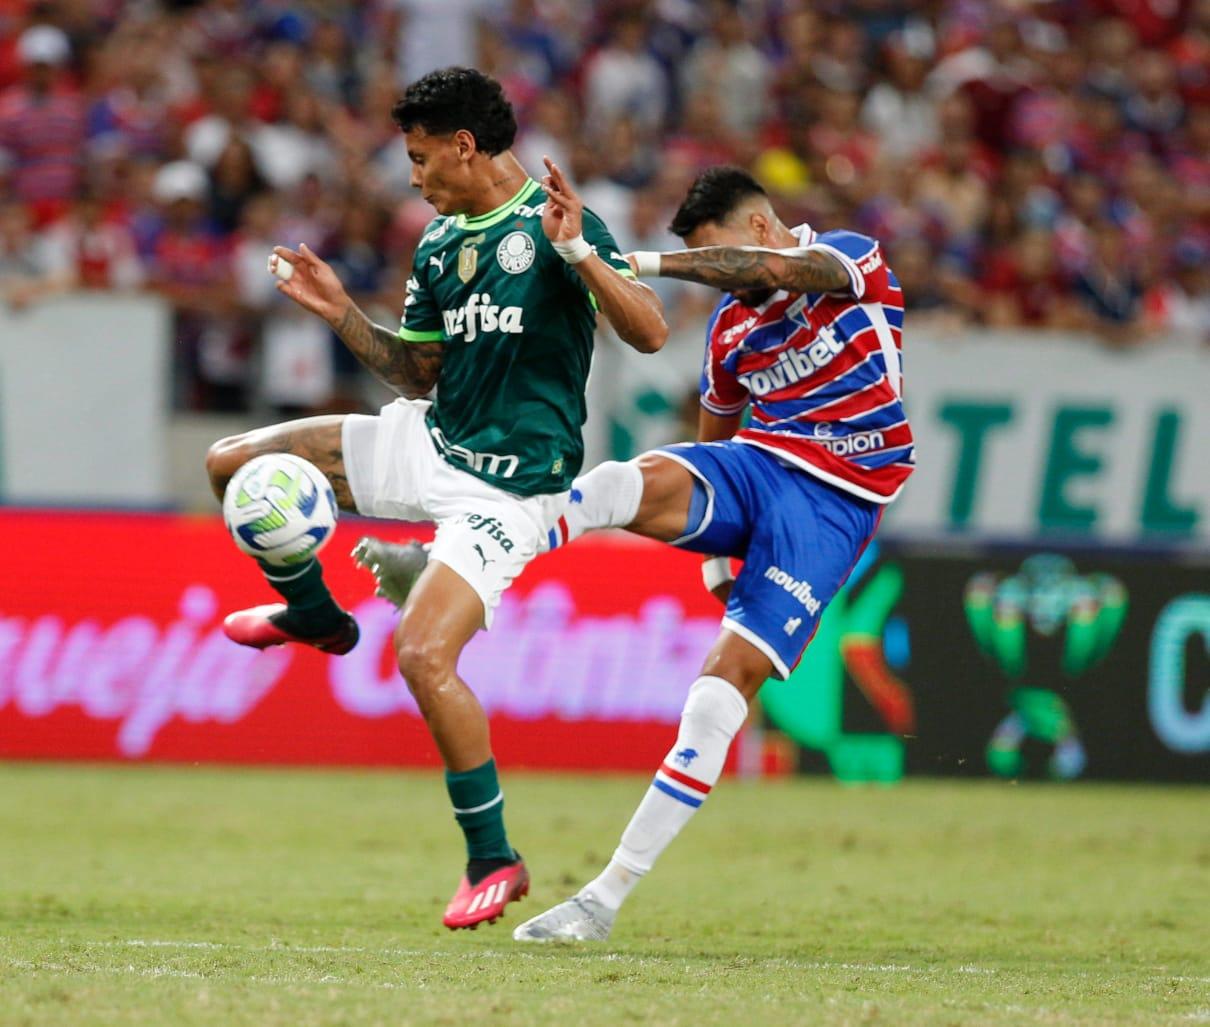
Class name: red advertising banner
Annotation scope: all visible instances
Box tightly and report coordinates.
[0,509,722,770]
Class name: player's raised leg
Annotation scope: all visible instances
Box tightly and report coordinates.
[546,452,698,550]
[516,442,882,941]
[394,557,529,929]
[206,416,358,653]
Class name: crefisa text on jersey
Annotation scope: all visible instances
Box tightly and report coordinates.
[441,292,524,342]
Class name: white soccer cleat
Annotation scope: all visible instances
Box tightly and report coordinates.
[351,537,429,609]
[512,890,615,942]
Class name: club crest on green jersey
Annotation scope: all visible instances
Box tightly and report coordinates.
[497,231,536,274]
[458,233,485,283]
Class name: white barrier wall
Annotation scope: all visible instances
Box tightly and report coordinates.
[0,295,170,505]
[889,333,1209,545]
[3,294,1206,546]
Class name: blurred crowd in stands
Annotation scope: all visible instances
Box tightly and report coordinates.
[0,0,1206,413]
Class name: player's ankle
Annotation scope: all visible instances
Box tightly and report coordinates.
[268,601,346,638]
[583,857,644,911]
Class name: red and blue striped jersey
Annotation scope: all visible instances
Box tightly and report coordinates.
[699,224,913,504]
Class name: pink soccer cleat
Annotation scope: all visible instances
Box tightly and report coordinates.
[443,858,530,930]
[222,603,359,655]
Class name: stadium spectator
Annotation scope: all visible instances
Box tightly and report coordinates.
[1073,219,1148,342]
[0,25,85,223]
[0,0,1204,414]
[680,0,772,137]
[582,10,669,133]
[145,159,243,410]
[861,26,941,162]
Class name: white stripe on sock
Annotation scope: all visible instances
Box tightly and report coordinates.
[452,791,503,816]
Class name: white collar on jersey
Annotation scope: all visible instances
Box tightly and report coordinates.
[790,222,816,246]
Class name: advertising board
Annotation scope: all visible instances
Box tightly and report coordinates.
[1,511,1205,783]
[0,510,717,770]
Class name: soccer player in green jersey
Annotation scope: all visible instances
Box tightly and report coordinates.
[206,67,667,930]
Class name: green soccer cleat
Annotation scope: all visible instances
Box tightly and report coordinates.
[351,537,429,609]
[512,890,615,942]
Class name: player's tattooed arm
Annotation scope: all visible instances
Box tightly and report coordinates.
[268,242,443,397]
[655,247,851,295]
[332,303,443,397]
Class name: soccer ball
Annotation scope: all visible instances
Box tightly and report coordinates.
[222,454,338,566]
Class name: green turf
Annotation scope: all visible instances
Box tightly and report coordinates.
[0,764,1205,1026]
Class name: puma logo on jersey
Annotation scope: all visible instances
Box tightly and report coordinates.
[738,324,846,397]
[441,292,523,342]
[429,253,446,275]
[472,543,493,570]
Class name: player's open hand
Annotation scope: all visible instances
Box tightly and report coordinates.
[270,243,350,326]
[540,156,584,244]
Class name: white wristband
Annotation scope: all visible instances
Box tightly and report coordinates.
[630,251,662,277]
[552,234,593,265]
[702,557,735,593]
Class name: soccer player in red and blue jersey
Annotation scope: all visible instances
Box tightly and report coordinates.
[514,166,914,941]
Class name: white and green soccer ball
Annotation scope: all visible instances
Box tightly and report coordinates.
[222,454,338,566]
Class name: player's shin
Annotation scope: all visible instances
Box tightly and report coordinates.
[446,757,516,872]
[547,460,643,549]
[584,676,748,910]
[257,557,346,636]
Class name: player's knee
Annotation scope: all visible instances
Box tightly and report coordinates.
[393,629,453,697]
[699,648,769,702]
[205,434,251,491]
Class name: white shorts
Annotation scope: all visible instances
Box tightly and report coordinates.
[342,398,567,627]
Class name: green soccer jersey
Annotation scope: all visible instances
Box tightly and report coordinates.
[399,177,635,496]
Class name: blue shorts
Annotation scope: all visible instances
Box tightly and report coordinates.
[659,441,882,679]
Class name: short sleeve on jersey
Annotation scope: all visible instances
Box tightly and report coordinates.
[803,229,887,302]
[398,252,444,343]
[569,208,636,307]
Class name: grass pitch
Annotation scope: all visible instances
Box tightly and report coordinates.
[0,764,1205,1026]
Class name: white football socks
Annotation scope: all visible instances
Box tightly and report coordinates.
[582,676,749,911]
[553,460,644,548]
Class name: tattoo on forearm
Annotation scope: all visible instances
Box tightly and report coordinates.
[659,247,851,294]
[333,303,442,397]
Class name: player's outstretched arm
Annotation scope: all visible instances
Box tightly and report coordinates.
[632,246,850,295]
[540,158,668,354]
[271,243,442,397]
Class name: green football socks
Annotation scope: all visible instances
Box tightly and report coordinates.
[446,758,515,864]
[257,558,345,636]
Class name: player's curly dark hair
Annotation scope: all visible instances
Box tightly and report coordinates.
[669,167,768,238]
[391,67,517,156]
